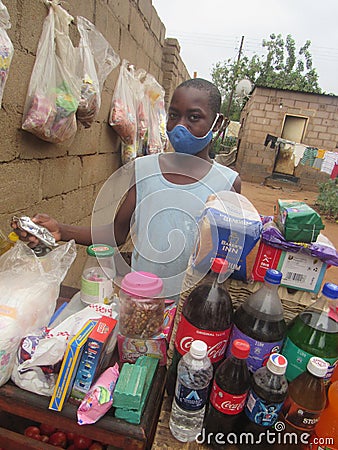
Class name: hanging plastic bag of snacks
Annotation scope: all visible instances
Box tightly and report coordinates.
[109,59,137,164]
[144,73,167,154]
[76,16,119,128]
[0,0,14,108]
[22,1,81,143]
[133,68,149,157]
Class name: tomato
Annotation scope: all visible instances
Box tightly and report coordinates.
[48,431,68,448]
[66,431,76,443]
[89,443,104,450]
[39,423,57,436]
[73,435,93,449]
[24,426,40,438]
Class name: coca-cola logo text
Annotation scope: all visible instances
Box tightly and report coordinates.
[221,398,246,412]
[179,336,227,361]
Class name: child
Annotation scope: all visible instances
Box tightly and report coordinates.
[13,78,240,298]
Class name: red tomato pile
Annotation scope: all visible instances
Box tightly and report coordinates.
[23,423,106,449]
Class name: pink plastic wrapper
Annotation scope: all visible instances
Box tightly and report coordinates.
[77,363,119,425]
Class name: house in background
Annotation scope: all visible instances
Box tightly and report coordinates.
[235,86,338,191]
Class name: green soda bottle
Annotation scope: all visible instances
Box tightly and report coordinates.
[282,282,338,383]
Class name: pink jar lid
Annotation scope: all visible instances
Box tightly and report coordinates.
[121,271,163,298]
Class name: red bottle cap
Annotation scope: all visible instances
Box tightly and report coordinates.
[231,339,250,359]
[211,258,229,274]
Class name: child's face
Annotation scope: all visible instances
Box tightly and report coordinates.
[167,86,215,137]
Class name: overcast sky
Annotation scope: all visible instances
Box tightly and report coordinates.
[152,0,338,95]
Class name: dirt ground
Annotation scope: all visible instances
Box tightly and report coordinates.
[241,181,338,286]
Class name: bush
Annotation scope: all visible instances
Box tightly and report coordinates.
[315,178,338,221]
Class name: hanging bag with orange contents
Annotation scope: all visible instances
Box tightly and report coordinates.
[109,59,138,163]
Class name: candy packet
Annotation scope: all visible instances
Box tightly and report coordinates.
[77,363,120,425]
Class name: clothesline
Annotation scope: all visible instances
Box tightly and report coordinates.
[264,134,338,179]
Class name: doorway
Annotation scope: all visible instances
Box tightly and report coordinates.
[274,115,308,175]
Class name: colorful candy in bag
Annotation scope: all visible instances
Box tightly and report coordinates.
[22,2,81,143]
[109,60,137,151]
[76,16,119,128]
[77,363,120,425]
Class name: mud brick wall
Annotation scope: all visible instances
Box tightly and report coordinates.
[236,86,338,190]
[0,0,189,287]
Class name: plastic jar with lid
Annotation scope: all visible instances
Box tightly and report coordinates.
[80,244,116,305]
[119,271,164,338]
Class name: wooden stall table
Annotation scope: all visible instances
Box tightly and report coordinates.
[0,286,166,450]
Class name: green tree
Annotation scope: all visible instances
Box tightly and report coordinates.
[212,34,322,120]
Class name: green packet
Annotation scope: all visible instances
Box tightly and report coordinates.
[274,199,325,243]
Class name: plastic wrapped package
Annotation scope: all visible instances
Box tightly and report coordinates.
[0,0,14,107]
[134,68,149,156]
[143,73,167,154]
[109,59,137,163]
[11,301,117,396]
[76,16,119,128]
[22,1,81,143]
[192,191,262,281]
[77,363,119,425]
[261,218,338,266]
[0,240,77,386]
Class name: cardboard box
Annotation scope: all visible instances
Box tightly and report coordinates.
[71,315,118,401]
[251,241,282,282]
[251,241,327,293]
[49,319,97,412]
[278,251,327,293]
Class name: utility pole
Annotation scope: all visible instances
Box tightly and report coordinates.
[218,35,245,144]
[226,35,245,119]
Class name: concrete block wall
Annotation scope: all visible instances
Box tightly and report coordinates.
[236,87,338,189]
[0,0,189,287]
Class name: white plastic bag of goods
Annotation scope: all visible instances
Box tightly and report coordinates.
[0,0,14,107]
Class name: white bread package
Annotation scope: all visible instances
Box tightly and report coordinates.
[192,191,262,280]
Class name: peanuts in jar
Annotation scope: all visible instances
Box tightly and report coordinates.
[119,271,164,338]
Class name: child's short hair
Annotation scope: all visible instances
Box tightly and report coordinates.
[176,78,221,116]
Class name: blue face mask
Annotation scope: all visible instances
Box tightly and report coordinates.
[167,114,220,155]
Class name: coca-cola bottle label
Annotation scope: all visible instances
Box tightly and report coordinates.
[227,324,283,372]
[209,380,247,415]
[175,381,209,411]
[282,337,338,383]
[282,396,322,430]
[245,389,283,426]
[174,315,231,363]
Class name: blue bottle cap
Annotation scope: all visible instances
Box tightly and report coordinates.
[264,269,282,285]
[322,282,338,300]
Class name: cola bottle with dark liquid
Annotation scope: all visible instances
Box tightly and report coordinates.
[166,258,233,397]
[203,339,251,447]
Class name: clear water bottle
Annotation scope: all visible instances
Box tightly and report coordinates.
[169,340,213,442]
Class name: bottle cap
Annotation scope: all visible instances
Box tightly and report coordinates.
[264,269,282,285]
[87,244,115,258]
[8,232,19,243]
[322,282,338,300]
[266,353,288,375]
[231,339,250,359]
[121,271,163,298]
[307,356,329,378]
[211,258,229,274]
[190,340,208,359]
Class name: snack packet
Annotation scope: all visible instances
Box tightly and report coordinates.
[77,363,120,425]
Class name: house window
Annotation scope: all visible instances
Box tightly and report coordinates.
[281,115,308,143]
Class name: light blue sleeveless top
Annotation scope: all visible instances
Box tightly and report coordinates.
[132,154,238,299]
